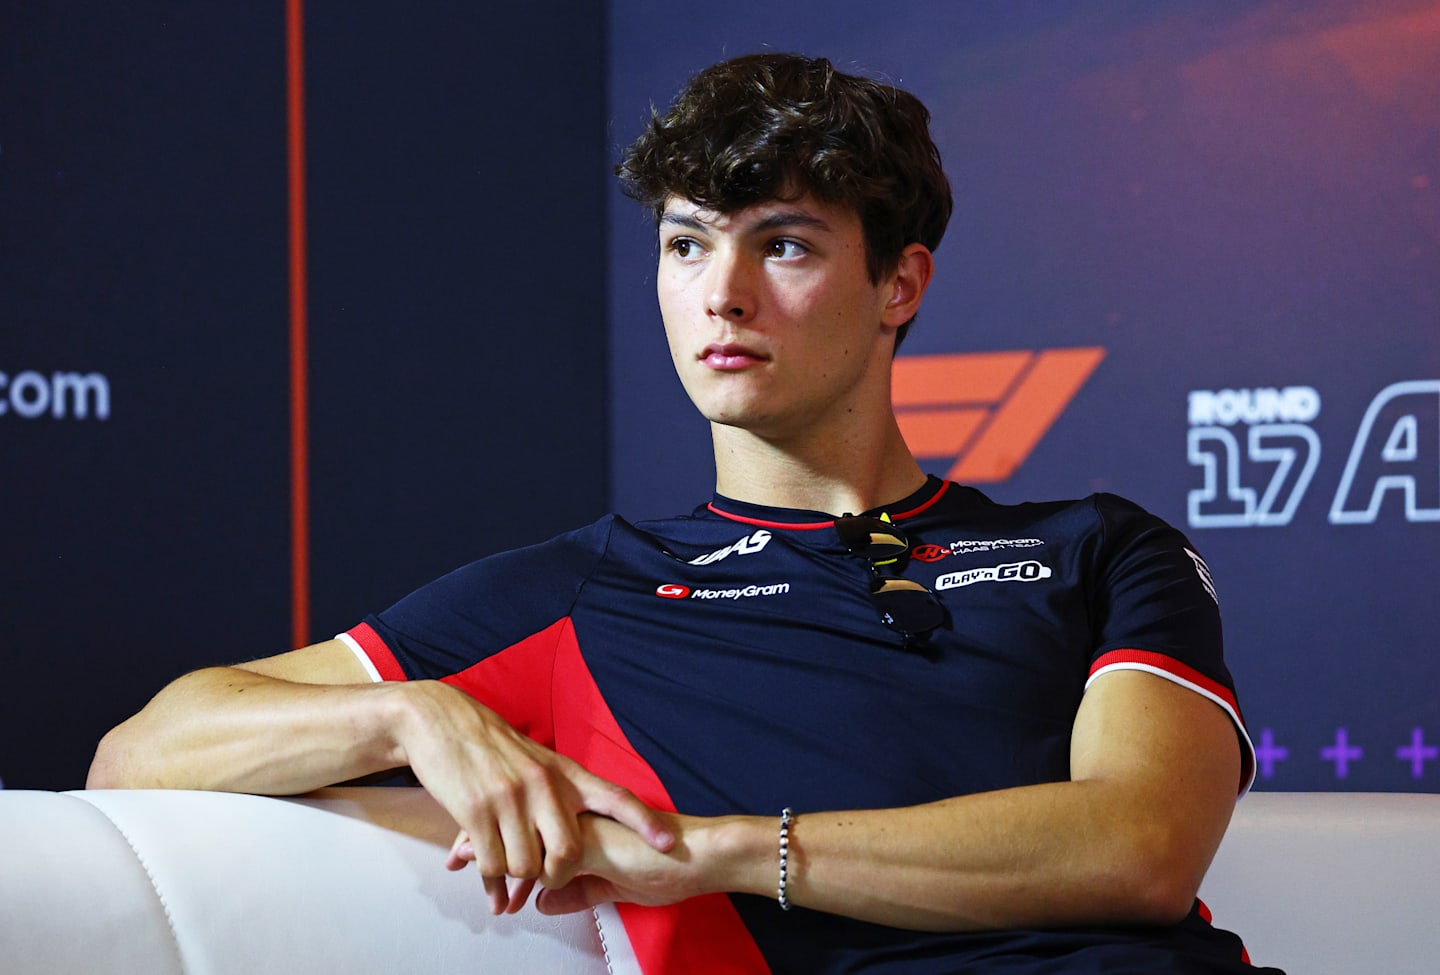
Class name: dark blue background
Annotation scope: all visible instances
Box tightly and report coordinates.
[3,1,1436,792]
[606,1,1440,793]
[1,2,608,788]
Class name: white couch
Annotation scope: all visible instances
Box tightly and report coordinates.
[2,787,1437,974]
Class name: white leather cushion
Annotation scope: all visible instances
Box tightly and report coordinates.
[65,788,614,975]
[0,790,186,974]
[1201,791,1440,975]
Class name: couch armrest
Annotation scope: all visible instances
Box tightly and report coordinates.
[10,787,1434,974]
[0,788,619,975]
[1200,791,1440,975]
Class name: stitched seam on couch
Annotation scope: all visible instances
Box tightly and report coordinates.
[594,907,616,975]
[82,804,189,974]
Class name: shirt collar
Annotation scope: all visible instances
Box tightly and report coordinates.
[705,476,953,530]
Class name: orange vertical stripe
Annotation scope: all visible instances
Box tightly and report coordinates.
[895,407,990,456]
[286,0,311,649]
[892,351,1031,407]
[948,347,1105,483]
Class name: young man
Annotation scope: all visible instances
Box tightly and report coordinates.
[90,54,1278,974]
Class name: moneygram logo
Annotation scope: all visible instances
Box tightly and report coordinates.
[1187,379,1440,527]
[0,369,111,420]
[893,349,1104,483]
[655,582,791,600]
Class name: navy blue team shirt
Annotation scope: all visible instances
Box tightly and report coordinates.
[342,477,1277,975]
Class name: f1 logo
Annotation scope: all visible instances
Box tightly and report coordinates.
[893,348,1105,483]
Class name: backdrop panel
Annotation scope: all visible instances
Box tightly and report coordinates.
[607,0,1440,792]
[1,5,291,790]
[2,2,611,789]
[302,3,612,642]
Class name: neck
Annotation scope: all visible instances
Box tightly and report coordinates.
[710,413,928,516]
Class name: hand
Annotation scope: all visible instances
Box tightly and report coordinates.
[392,680,674,913]
[532,812,713,916]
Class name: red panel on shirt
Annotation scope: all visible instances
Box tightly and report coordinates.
[367,615,772,975]
[345,621,406,682]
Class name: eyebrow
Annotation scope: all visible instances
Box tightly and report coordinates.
[658,211,708,232]
[658,208,834,235]
[751,210,832,234]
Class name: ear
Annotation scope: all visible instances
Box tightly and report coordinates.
[880,243,935,330]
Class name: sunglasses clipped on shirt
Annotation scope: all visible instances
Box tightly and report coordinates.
[834,513,947,647]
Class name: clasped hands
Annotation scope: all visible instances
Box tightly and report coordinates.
[446,804,708,916]
[399,681,715,916]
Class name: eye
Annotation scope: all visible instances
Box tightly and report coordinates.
[765,238,807,259]
[665,236,704,260]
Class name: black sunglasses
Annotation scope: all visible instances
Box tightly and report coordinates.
[834,514,946,646]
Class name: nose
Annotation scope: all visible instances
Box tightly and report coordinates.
[704,249,756,323]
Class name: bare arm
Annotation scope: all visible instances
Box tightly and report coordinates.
[88,640,674,909]
[87,641,401,794]
[532,670,1241,931]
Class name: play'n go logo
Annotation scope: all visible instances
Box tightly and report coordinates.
[936,560,1053,591]
[893,349,1105,483]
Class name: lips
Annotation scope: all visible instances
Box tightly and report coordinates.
[701,342,767,370]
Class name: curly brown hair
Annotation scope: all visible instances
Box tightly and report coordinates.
[617,53,952,340]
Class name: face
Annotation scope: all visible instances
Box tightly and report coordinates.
[656,193,907,443]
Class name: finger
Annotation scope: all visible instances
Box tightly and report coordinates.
[504,875,537,915]
[532,805,586,889]
[576,774,674,852]
[466,821,512,881]
[445,831,474,872]
[535,877,611,916]
[483,873,510,915]
[496,807,545,881]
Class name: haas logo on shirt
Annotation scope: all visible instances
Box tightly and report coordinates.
[689,529,772,566]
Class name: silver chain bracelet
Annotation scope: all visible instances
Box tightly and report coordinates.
[777,807,794,910]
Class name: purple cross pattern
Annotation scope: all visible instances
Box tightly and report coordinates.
[1321,728,1364,779]
[1397,728,1439,780]
[1254,728,1289,779]
[1313,727,1440,781]
[1249,728,1437,782]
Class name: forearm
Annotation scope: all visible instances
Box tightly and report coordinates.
[698,780,1216,932]
[679,676,1240,932]
[544,772,1223,932]
[87,667,407,793]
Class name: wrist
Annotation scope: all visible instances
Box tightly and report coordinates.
[382,679,441,769]
[689,814,780,900]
